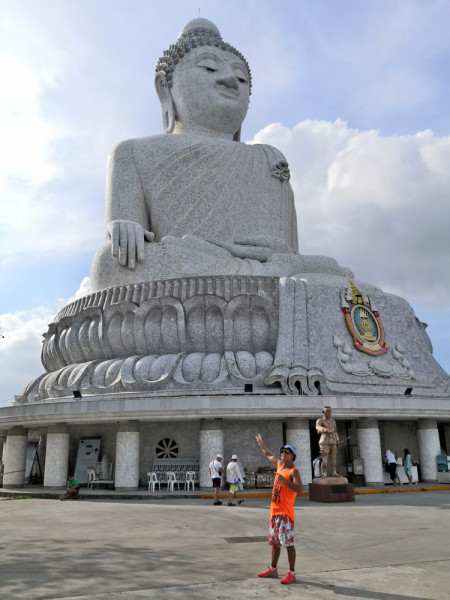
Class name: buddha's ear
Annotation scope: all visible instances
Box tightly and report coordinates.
[233,127,241,142]
[154,71,176,134]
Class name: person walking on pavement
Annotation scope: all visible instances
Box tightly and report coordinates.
[386,450,401,486]
[226,455,245,506]
[209,453,224,505]
[404,448,413,485]
[255,434,303,585]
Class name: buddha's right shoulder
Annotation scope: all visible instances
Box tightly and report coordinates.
[108,135,169,161]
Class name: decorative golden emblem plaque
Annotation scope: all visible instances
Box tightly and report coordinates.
[340,274,389,356]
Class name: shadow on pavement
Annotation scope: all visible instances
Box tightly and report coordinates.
[0,540,205,600]
[299,578,431,599]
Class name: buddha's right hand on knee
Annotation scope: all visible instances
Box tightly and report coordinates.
[107,220,155,269]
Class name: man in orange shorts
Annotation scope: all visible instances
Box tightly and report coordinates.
[255,434,303,585]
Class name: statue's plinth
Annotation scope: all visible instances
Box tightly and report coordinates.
[309,476,354,503]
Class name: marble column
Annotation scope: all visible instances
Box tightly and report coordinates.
[417,419,440,483]
[44,424,70,489]
[3,426,28,488]
[199,419,223,488]
[0,432,6,463]
[357,418,384,486]
[115,421,140,491]
[37,429,47,476]
[286,418,312,485]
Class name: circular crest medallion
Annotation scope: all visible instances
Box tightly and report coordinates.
[340,274,389,356]
[351,305,380,345]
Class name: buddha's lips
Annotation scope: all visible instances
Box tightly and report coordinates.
[215,85,239,98]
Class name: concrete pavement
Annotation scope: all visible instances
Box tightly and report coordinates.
[2,482,450,501]
[1,492,450,599]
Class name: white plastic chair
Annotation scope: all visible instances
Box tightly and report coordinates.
[147,472,161,492]
[167,471,181,492]
[87,465,114,489]
[87,466,99,490]
[101,454,111,479]
[185,471,196,491]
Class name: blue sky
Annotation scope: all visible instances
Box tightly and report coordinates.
[1,0,450,404]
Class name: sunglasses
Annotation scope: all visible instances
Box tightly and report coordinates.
[280,449,291,455]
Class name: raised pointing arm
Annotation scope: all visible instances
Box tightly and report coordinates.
[255,434,279,468]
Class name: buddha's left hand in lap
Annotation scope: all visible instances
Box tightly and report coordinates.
[209,235,296,262]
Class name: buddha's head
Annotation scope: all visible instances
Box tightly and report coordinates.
[155,18,251,140]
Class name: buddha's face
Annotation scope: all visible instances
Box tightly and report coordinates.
[170,46,250,135]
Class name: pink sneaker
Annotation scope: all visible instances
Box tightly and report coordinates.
[258,566,278,578]
[280,571,295,585]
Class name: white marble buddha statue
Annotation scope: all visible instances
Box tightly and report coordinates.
[14,19,450,406]
[91,18,346,292]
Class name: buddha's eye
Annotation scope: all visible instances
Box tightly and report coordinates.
[237,77,248,84]
[198,65,217,73]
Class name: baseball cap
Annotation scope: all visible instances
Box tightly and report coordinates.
[216,453,223,459]
[231,454,238,460]
[280,444,296,454]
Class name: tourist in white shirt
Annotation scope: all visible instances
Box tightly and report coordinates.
[209,454,224,506]
[386,450,401,486]
[226,455,245,506]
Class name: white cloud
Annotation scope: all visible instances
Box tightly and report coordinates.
[250,120,450,306]
[0,9,110,266]
[68,277,92,303]
[0,278,91,407]
[0,307,55,406]
[0,58,60,185]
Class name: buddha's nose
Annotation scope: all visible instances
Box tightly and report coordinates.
[216,73,239,90]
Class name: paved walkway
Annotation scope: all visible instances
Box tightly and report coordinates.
[1,482,450,500]
[1,492,450,599]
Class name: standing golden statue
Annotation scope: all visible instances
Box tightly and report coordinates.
[316,406,341,478]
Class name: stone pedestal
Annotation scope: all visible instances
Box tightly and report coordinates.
[115,421,140,491]
[3,426,28,488]
[357,418,384,486]
[286,418,312,485]
[44,424,70,489]
[417,419,440,483]
[200,419,223,488]
[309,477,354,503]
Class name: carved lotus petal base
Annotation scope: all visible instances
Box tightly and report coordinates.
[15,273,450,404]
[41,275,279,374]
[15,351,277,404]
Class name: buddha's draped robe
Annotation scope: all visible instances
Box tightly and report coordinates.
[126,134,298,251]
